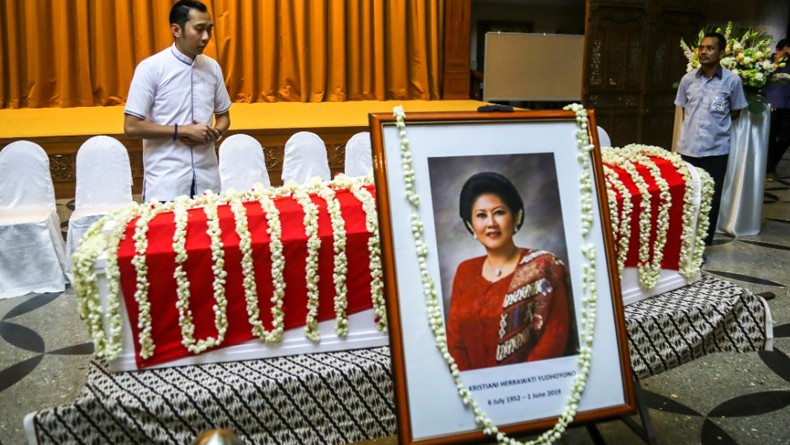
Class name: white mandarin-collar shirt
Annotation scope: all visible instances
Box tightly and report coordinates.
[125,44,232,201]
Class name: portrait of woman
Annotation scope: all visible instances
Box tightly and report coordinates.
[446,172,578,372]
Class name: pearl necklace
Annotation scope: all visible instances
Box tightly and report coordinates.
[486,249,520,278]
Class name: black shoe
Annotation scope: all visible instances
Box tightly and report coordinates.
[757,291,776,301]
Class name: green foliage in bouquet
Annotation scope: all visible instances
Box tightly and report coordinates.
[680,22,790,113]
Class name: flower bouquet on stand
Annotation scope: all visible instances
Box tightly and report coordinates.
[681,21,790,112]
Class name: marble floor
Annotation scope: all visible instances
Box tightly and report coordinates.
[1,158,788,445]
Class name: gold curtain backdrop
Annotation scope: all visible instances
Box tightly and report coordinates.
[0,0,443,109]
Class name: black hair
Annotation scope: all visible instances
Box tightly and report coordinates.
[459,172,524,234]
[778,39,788,51]
[703,32,727,52]
[169,0,208,30]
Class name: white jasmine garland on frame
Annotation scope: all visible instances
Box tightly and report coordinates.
[373,105,637,445]
[388,104,601,445]
[71,174,385,361]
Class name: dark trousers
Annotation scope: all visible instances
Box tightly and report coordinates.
[768,109,790,174]
[681,154,729,246]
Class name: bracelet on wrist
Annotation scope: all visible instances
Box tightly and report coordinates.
[173,123,178,141]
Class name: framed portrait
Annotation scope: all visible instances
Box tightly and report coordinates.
[369,109,636,444]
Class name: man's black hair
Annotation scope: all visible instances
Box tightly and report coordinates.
[777,39,788,51]
[703,32,727,52]
[169,0,208,29]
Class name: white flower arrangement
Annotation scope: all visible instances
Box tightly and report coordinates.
[392,104,598,445]
[681,22,790,111]
[72,174,384,361]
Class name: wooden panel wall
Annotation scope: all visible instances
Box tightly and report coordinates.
[584,0,705,148]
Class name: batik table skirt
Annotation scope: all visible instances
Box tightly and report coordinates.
[25,277,771,445]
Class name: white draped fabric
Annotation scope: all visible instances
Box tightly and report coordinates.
[717,107,770,236]
[281,132,331,184]
[219,134,270,192]
[344,131,373,177]
[65,136,133,280]
[596,126,612,148]
[0,141,67,299]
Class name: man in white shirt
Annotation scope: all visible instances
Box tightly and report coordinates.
[124,0,231,201]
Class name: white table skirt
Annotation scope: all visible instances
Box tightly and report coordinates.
[717,106,770,236]
[672,105,770,237]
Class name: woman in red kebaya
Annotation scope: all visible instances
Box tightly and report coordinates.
[446,172,577,371]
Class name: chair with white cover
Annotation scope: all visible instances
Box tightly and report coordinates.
[344,131,372,177]
[219,134,270,191]
[0,141,67,298]
[65,136,133,279]
[281,131,331,184]
[597,126,612,148]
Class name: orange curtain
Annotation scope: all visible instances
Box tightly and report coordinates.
[0,0,444,108]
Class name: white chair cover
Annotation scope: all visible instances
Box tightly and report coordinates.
[344,131,373,177]
[0,141,67,298]
[281,131,331,184]
[219,134,270,191]
[597,126,612,148]
[65,136,133,279]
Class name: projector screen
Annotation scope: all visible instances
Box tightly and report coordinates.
[483,33,585,102]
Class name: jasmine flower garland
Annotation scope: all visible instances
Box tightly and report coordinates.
[623,149,672,287]
[336,173,388,332]
[692,168,714,271]
[289,179,323,341]
[194,191,229,353]
[226,189,266,341]
[72,204,140,358]
[172,195,198,350]
[73,174,384,361]
[393,104,598,444]
[253,185,287,342]
[600,151,654,288]
[132,201,166,359]
[603,166,633,277]
[603,175,620,235]
[621,144,703,279]
[310,180,351,336]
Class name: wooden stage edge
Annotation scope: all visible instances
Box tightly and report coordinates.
[0,100,486,199]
